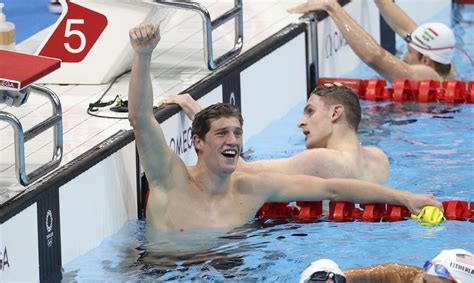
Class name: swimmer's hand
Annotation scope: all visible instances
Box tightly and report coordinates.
[161,93,202,121]
[288,0,336,14]
[129,23,161,55]
[405,193,443,216]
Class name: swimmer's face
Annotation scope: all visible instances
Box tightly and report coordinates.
[298,95,333,149]
[194,117,242,175]
[403,45,423,65]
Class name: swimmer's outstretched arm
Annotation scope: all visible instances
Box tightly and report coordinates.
[374,0,417,38]
[128,24,187,187]
[159,95,360,177]
[245,172,442,215]
[288,0,437,81]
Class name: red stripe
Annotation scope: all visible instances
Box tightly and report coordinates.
[428,27,439,36]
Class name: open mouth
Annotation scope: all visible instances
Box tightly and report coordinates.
[221,149,238,158]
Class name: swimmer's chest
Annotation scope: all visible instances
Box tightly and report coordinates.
[156,188,261,228]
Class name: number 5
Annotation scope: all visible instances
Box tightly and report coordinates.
[64,19,86,54]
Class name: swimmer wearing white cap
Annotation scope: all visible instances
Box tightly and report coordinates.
[301,249,473,283]
[423,249,474,283]
[300,259,346,283]
[289,0,456,82]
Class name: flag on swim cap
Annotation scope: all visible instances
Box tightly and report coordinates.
[425,249,474,283]
[409,22,455,64]
[299,259,345,283]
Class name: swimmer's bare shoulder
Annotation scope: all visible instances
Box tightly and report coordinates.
[364,146,389,165]
[363,146,390,182]
[364,146,388,161]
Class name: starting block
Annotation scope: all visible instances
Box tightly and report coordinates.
[0,50,62,186]
[0,49,60,106]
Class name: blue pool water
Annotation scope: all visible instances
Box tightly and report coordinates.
[2,0,59,43]
[62,100,474,281]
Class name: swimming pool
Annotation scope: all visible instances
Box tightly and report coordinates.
[61,96,474,281]
[58,2,474,281]
[2,1,472,281]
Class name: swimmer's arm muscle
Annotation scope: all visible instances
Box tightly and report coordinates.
[243,150,326,176]
[128,25,183,187]
[289,0,434,81]
[374,0,418,38]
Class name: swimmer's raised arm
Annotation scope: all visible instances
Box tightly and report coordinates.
[244,172,441,214]
[128,24,187,188]
[374,0,417,38]
[288,0,439,81]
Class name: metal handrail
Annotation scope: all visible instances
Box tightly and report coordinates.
[0,85,63,186]
[152,0,244,70]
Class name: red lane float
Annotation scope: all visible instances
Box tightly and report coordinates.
[467,81,474,103]
[383,204,411,222]
[317,78,473,104]
[443,200,471,220]
[143,190,473,223]
[456,0,474,4]
[328,201,360,222]
[417,80,440,102]
[365,78,390,101]
[297,201,323,220]
[471,202,474,222]
[256,200,473,223]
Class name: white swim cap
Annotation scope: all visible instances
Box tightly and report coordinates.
[409,22,455,64]
[299,259,346,283]
[424,249,474,283]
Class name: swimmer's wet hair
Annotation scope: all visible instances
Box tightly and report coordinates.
[311,83,361,131]
[192,103,244,140]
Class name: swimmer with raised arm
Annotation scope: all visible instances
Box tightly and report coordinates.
[162,84,389,184]
[128,23,441,231]
[288,0,456,82]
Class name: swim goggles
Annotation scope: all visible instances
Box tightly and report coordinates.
[404,33,454,51]
[423,260,455,281]
[307,271,346,283]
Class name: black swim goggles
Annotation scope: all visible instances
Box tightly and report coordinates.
[404,33,454,51]
[307,271,346,283]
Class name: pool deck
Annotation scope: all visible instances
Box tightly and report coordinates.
[0,0,304,204]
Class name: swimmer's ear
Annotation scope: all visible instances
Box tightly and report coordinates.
[193,134,203,152]
[330,104,344,122]
[421,55,434,66]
